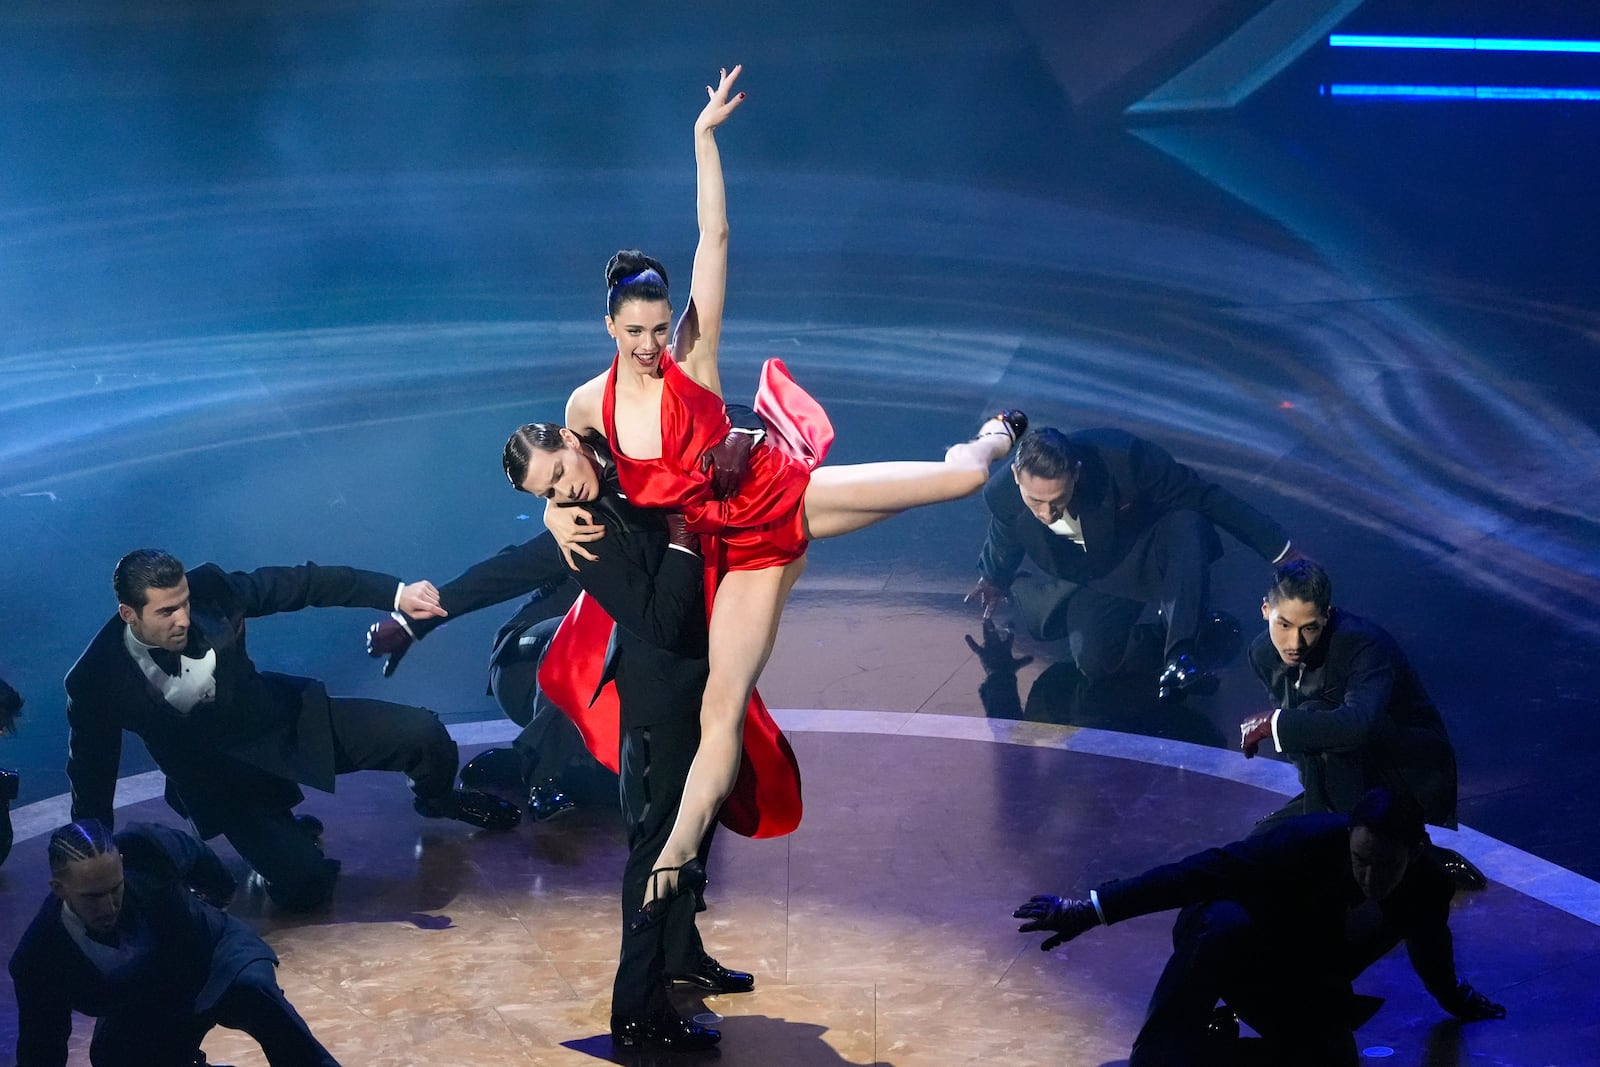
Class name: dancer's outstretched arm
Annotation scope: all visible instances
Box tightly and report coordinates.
[674,64,744,399]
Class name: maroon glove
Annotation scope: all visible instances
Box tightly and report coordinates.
[964,576,1011,619]
[366,615,415,677]
[665,513,700,555]
[1239,711,1276,758]
[700,430,755,500]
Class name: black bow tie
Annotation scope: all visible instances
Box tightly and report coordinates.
[150,630,210,677]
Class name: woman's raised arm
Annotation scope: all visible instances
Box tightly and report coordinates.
[675,65,746,399]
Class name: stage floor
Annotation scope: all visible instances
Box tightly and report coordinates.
[3,720,1596,1066]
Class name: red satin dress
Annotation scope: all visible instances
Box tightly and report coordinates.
[537,353,834,838]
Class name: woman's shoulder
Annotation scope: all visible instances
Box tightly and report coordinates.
[567,371,610,425]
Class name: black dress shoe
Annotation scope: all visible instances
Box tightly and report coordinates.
[669,953,755,994]
[526,780,576,823]
[1157,653,1219,703]
[1430,844,1488,891]
[458,747,523,794]
[248,856,341,913]
[414,788,522,831]
[610,1010,721,1052]
[1195,611,1244,669]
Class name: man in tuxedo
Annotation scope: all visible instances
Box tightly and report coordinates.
[969,427,1293,702]
[368,422,759,1052]
[451,581,606,823]
[65,550,519,912]
[10,819,339,1066]
[1238,559,1480,887]
[1014,788,1505,1066]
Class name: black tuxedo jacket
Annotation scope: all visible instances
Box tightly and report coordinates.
[1095,813,1461,1003]
[978,428,1288,586]
[410,488,707,732]
[66,562,402,836]
[1249,609,1458,827]
[8,824,274,1067]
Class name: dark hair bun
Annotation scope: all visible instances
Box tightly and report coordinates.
[605,249,669,289]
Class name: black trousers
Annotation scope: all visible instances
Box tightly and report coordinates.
[611,714,708,1020]
[88,958,340,1066]
[1129,901,1361,1067]
[1014,509,1220,680]
[218,697,457,909]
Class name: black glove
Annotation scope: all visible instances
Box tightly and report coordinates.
[700,430,756,500]
[1439,981,1506,1021]
[665,513,700,554]
[0,675,22,736]
[1014,894,1101,951]
[964,618,1033,675]
[964,576,1010,619]
[366,614,415,677]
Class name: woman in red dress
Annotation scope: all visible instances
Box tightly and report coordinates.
[511,67,1022,921]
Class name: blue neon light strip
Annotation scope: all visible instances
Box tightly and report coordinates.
[1329,34,1600,54]
[1326,83,1600,101]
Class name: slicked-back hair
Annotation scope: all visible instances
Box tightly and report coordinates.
[503,422,566,491]
[48,819,117,876]
[113,549,186,611]
[1012,428,1088,483]
[604,249,671,318]
[1349,787,1426,847]
[1267,558,1333,616]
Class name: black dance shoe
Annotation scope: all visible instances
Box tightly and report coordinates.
[247,856,341,913]
[414,788,522,831]
[1195,611,1245,669]
[629,858,709,934]
[978,408,1029,448]
[1157,653,1219,704]
[669,953,756,994]
[457,747,523,794]
[1430,844,1488,891]
[526,780,577,823]
[610,1010,721,1052]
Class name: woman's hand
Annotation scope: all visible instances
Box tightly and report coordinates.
[544,499,606,570]
[695,65,745,135]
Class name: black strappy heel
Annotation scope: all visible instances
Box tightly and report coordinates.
[977,409,1029,447]
[629,858,708,934]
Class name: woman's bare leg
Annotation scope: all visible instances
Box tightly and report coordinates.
[644,559,807,902]
[641,413,1015,905]
[803,413,1017,540]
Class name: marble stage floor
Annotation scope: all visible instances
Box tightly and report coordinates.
[3,704,1597,1066]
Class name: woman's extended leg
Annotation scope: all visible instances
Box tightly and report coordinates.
[643,559,806,902]
[641,412,1019,909]
[802,412,1019,540]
